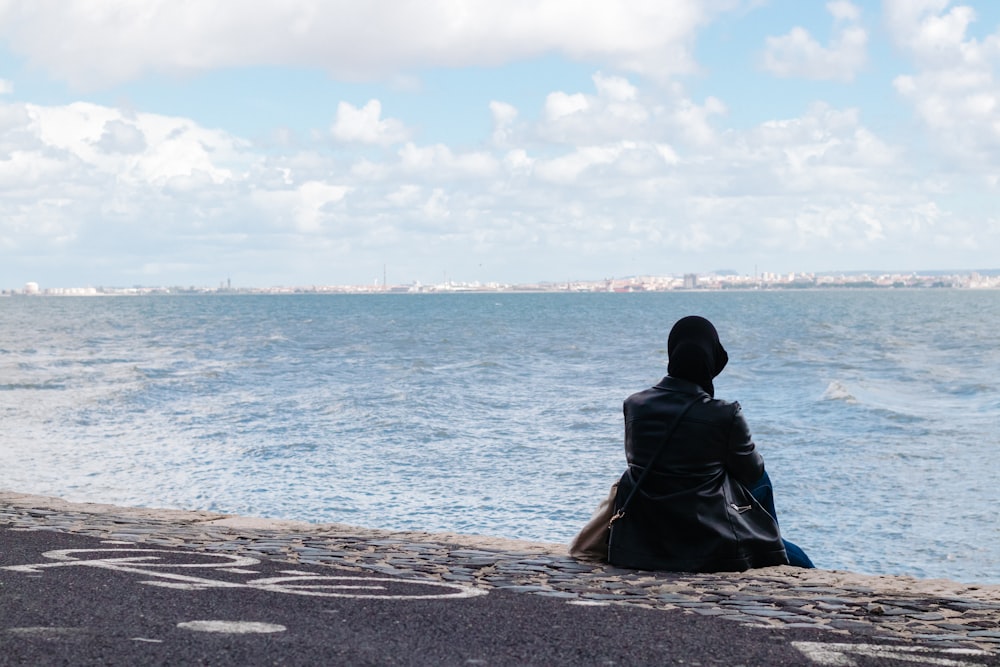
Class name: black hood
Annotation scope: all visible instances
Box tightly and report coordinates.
[666,315,729,397]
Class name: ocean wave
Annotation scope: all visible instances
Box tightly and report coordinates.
[0,382,67,391]
[821,380,856,403]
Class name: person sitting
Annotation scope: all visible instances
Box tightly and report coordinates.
[599,315,814,572]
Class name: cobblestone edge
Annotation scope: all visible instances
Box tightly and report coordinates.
[2,491,998,653]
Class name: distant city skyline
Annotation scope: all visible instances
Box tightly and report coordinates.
[8,267,999,296]
[3,1,1000,288]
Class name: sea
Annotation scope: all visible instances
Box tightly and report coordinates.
[2,290,998,584]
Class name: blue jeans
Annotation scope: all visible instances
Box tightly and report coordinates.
[748,471,815,569]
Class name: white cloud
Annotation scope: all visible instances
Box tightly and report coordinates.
[544,92,590,121]
[422,188,449,220]
[330,100,409,146]
[1,51,996,287]
[535,144,625,183]
[593,72,638,102]
[886,0,1000,168]
[656,144,681,165]
[828,0,861,23]
[489,101,518,126]
[386,184,422,206]
[669,97,726,147]
[502,148,533,174]
[884,0,983,67]
[0,79,12,94]
[95,120,147,154]
[0,0,736,90]
[489,101,519,147]
[292,181,351,232]
[762,2,867,82]
[0,86,923,284]
[22,102,248,187]
[397,143,499,179]
[537,73,665,146]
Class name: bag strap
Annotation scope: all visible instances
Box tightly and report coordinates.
[609,393,702,527]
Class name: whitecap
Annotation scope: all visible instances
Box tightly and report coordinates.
[822,380,856,403]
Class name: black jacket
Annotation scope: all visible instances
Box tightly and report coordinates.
[610,376,789,572]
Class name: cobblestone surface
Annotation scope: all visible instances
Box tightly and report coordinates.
[2,492,998,654]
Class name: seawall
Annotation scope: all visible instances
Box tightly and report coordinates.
[2,490,998,653]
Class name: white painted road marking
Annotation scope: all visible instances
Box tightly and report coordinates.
[2,548,487,600]
[792,641,993,666]
[177,620,287,634]
[249,573,483,599]
[3,548,259,574]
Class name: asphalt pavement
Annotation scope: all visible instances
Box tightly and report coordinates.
[2,527,997,666]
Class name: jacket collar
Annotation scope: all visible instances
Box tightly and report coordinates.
[653,375,711,397]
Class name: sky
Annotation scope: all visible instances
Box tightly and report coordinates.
[2,0,1000,289]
